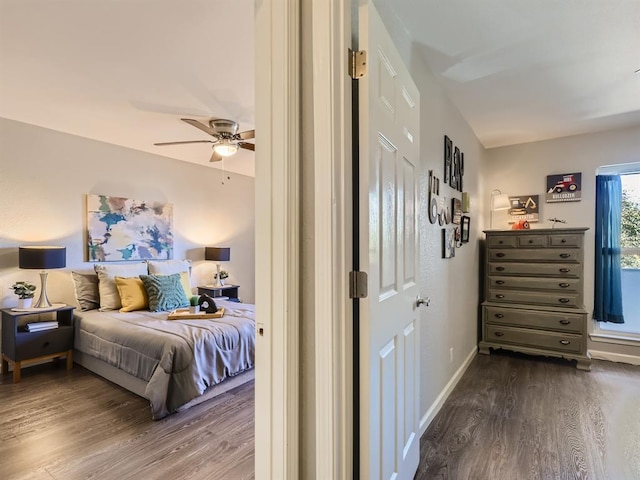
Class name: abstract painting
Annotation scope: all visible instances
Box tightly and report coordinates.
[87,194,173,262]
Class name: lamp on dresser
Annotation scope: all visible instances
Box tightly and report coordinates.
[490,189,510,228]
[19,246,66,308]
[205,247,230,287]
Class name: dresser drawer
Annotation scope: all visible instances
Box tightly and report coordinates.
[488,289,581,308]
[484,306,584,333]
[489,249,580,263]
[489,276,580,292]
[488,236,517,248]
[549,235,582,247]
[489,262,581,277]
[13,327,73,362]
[517,235,546,247]
[485,325,582,353]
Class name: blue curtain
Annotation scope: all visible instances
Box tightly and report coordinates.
[594,174,624,323]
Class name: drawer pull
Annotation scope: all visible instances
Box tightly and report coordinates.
[559,268,570,273]
[559,298,570,303]
[496,253,506,258]
[559,340,571,345]
[496,266,505,272]
[494,332,504,337]
[496,280,505,285]
[42,341,50,348]
[561,239,567,243]
[559,283,570,288]
[559,320,571,325]
[528,239,533,244]
[498,240,504,244]
[496,294,505,299]
[559,253,570,258]
[495,313,504,318]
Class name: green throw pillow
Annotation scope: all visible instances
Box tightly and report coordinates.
[139,273,189,312]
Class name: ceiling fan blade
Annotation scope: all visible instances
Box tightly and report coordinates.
[238,129,255,140]
[210,150,223,162]
[181,118,219,137]
[238,142,255,152]
[154,140,215,146]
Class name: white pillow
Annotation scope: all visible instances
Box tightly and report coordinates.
[94,262,148,311]
[147,259,193,297]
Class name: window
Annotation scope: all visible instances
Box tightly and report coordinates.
[597,164,640,336]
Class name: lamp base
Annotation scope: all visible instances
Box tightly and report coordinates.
[33,270,53,309]
[213,263,221,287]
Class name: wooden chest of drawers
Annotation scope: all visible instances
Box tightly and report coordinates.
[479,228,591,370]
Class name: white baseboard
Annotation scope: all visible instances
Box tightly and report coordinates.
[589,349,640,366]
[419,346,477,436]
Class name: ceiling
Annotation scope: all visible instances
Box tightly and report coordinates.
[1,1,639,177]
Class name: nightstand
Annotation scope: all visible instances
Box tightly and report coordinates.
[197,284,240,302]
[1,306,75,383]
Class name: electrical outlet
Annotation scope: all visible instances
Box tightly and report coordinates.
[449,347,454,363]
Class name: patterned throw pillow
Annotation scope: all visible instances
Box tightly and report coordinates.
[139,273,189,312]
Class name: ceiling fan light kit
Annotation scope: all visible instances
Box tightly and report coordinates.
[154,118,255,162]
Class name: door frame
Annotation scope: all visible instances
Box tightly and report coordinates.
[255,0,352,478]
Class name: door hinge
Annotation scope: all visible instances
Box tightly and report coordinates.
[349,49,367,79]
[349,271,368,299]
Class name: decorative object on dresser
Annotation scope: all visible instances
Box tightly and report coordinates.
[19,246,66,308]
[479,228,591,371]
[205,247,231,287]
[1,306,75,383]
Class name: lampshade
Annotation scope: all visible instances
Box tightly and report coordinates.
[19,246,66,269]
[205,247,231,262]
[491,190,510,211]
[213,140,239,157]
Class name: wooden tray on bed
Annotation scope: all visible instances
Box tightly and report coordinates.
[167,308,225,320]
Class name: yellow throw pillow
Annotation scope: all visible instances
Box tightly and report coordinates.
[115,276,149,312]
[179,271,192,299]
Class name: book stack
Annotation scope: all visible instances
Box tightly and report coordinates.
[25,321,59,332]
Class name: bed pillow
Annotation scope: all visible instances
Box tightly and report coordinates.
[71,272,100,311]
[115,276,149,312]
[147,259,192,297]
[139,273,189,312]
[94,262,148,311]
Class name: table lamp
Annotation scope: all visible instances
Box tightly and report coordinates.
[490,189,510,229]
[19,246,66,308]
[205,247,230,287]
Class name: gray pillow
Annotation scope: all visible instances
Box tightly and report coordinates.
[139,273,189,312]
[71,272,100,311]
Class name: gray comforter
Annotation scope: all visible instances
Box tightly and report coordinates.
[75,300,255,419]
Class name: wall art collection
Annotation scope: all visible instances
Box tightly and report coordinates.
[440,135,470,258]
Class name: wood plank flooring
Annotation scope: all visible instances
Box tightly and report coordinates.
[2,352,639,480]
[417,351,640,480]
[0,364,254,480]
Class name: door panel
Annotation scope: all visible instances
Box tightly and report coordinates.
[359,3,421,479]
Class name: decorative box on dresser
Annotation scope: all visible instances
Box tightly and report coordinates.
[479,228,591,371]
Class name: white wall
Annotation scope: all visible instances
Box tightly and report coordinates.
[0,118,256,309]
[483,125,640,359]
[374,1,486,430]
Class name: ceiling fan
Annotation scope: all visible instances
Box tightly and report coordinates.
[154,118,255,162]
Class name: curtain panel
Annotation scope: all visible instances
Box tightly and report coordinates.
[593,174,625,323]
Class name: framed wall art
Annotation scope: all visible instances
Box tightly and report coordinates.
[546,172,582,203]
[87,194,174,262]
[461,216,471,243]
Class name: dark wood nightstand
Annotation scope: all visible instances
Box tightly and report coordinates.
[1,306,75,383]
[197,285,240,302]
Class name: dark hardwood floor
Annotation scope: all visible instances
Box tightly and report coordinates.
[0,364,254,480]
[2,352,639,480]
[417,351,640,480]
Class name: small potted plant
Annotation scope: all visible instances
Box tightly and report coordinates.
[189,296,200,314]
[215,270,229,286]
[10,281,37,308]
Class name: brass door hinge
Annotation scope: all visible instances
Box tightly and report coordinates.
[349,271,368,299]
[349,49,367,79]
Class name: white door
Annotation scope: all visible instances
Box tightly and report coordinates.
[358,3,422,480]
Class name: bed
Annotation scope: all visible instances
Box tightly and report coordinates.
[73,299,255,419]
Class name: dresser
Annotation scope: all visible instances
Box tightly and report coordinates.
[479,228,591,370]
